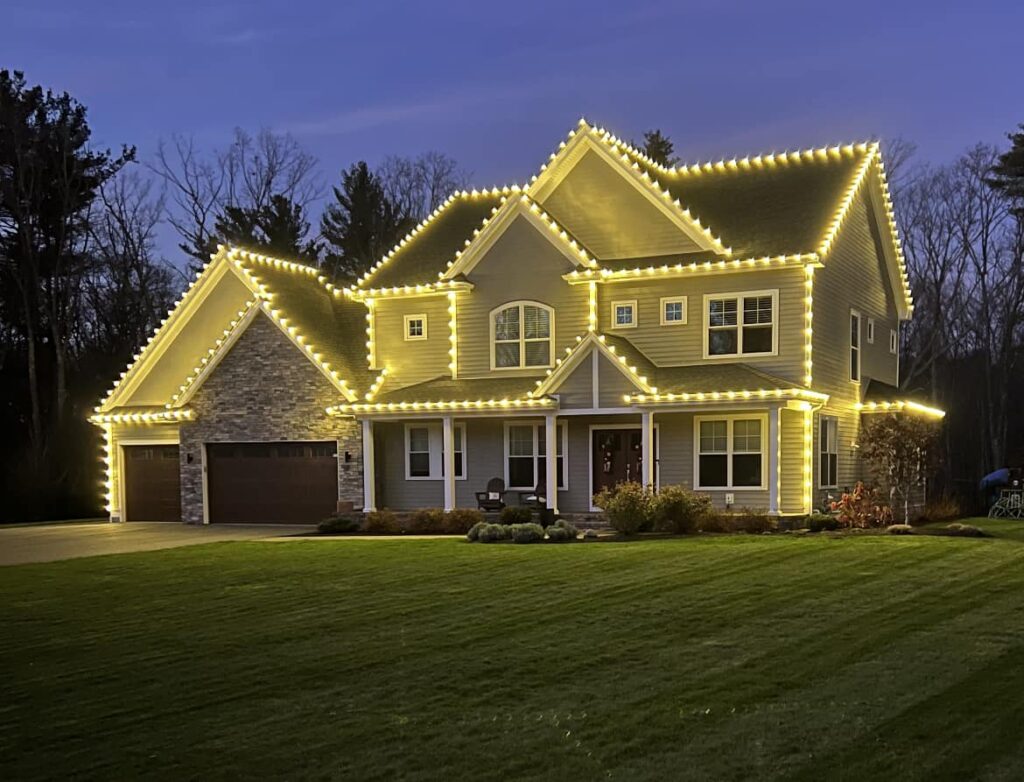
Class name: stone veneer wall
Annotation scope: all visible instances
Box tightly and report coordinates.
[178,312,362,523]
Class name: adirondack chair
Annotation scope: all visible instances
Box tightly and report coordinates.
[519,475,547,510]
[476,477,507,512]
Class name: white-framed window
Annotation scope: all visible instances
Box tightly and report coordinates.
[404,423,466,481]
[866,318,875,344]
[890,328,898,355]
[491,301,554,369]
[404,314,427,341]
[694,415,766,489]
[504,421,568,490]
[703,290,778,358]
[850,310,861,383]
[610,300,637,329]
[819,415,839,488]
[660,296,687,325]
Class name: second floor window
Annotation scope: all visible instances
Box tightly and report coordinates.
[611,300,637,329]
[850,311,861,382]
[819,416,838,488]
[705,291,777,357]
[492,302,553,369]
[404,314,427,341]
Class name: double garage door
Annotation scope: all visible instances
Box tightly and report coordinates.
[122,442,338,523]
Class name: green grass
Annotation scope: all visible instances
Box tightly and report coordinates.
[3,518,1024,780]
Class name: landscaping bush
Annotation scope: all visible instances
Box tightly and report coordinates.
[651,485,712,535]
[363,510,401,534]
[732,508,777,534]
[466,521,488,542]
[918,496,962,524]
[500,506,534,525]
[406,508,447,534]
[945,522,985,537]
[830,482,893,528]
[594,481,653,535]
[318,513,362,534]
[698,511,733,533]
[545,519,578,542]
[476,523,512,543]
[510,523,545,543]
[887,524,914,535]
[805,513,840,532]
[444,508,485,534]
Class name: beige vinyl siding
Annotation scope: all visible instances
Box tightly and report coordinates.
[779,407,805,515]
[556,355,594,409]
[456,215,590,379]
[810,405,869,509]
[123,271,252,407]
[373,296,451,387]
[542,148,703,259]
[597,357,639,408]
[596,268,805,381]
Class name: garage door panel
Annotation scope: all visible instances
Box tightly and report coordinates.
[207,442,337,523]
[124,445,181,522]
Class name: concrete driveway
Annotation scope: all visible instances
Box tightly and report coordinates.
[0,522,313,566]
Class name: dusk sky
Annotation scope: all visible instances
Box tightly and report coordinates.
[5,0,1022,261]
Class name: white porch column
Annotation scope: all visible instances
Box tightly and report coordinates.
[768,406,780,516]
[442,415,456,511]
[545,412,559,514]
[361,418,376,512]
[641,411,655,488]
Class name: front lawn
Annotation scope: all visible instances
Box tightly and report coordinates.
[3,518,1024,780]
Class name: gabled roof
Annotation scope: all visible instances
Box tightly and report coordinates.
[531,332,656,398]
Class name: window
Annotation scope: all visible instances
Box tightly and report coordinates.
[404,314,427,341]
[492,302,553,369]
[867,318,875,344]
[819,416,838,488]
[611,300,637,329]
[850,310,861,382]
[404,423,465,480]
[660,296,687,325]
[704,291,777,357]
[890,328,898,355]
[695,416,765,489]
[504,422,567,490]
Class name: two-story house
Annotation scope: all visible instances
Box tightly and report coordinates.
[91,120,944,524]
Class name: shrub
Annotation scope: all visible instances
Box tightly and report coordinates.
[318,513,362,534]
[731,507,777,534]
[805,513,840,532]
[546,519,578,542]
[887,524,914,535]
[406,508,446,534]
[466,521,488,541]
[363,509,401,535]
[477,523,512,543]
[500,506,534,525]
[444,508,485,534]
[698,511,733,533]
[830,482,893,528]
[594,481,653,535]
[945,522,985,537]
[651,485,712,535]
[510,522,545,543]
[919,496,962,524]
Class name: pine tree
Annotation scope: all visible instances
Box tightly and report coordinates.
[214,194,319,260]
[639,129,679,167]
[986,124,1024,215]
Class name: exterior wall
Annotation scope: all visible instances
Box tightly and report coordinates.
[372,295,451,387]
[597,358,639,408]
[108,423,181,522]
[779,407,806,515]
[556,355,595,409]
[457,215,590,379]
[596,267,806,381]
[177,312,362,523]
[812,183,901,497]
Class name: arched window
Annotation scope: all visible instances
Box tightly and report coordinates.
[491,301,554,369]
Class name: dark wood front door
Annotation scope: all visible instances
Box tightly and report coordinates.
[592,429,657,500]
[124,445,181,521]
[207,442,338,523]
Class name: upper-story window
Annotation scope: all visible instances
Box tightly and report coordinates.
[850,310,861,383]
[611,300,637,329]
[889,328,898,355]
[704,290,777,358]
[660,296,687,325]
[404,314,427,341]
[867,318,875,344]
[491,301,554,369]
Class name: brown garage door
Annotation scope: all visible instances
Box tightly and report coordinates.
[207,442,338,523]
[124,445,182,522]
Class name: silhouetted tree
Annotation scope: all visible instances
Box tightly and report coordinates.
[638,129,679,167]
[987,124,1024,215]
[214,194,319,261]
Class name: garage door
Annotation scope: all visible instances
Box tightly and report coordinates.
[124,445,182,522]
[207,442,338,523]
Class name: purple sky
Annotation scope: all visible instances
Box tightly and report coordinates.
[4,0,1022,261]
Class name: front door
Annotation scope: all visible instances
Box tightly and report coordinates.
[592,429,657,500]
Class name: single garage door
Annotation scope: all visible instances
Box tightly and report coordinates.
[123,445,182,521]
[207,442,338,523]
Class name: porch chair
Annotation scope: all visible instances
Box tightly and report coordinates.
[476,477,507,512]
[519,476,547,510]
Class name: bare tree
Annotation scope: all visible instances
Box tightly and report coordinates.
[378,151,468,222]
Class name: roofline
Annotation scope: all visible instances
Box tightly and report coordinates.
[530,332,655,398]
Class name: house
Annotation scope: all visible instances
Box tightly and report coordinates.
[91,119,944,524]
